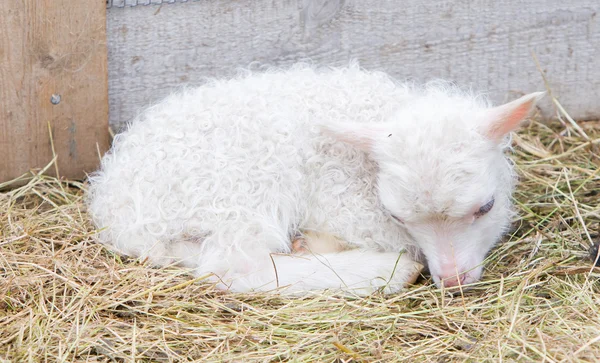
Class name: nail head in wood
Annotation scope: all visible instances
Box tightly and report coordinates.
[50,94,61,105]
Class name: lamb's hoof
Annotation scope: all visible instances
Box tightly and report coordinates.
[291,230,349,255]
[291,237,309,254]
[405,261,425,285]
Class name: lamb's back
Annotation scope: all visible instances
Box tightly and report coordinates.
[86,65,414,254]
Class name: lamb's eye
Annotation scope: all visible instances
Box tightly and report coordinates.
[475,197,495,218]
[391,215,404,224]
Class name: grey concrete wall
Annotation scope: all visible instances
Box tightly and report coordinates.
[107,0,599,131]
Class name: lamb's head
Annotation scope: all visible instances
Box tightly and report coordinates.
[323,90,544,289]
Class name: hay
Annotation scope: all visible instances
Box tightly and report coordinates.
[1,117,600,362]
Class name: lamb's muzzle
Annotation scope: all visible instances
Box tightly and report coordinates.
[85,63,544,295]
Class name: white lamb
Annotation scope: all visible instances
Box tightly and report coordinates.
[86,63,543,296]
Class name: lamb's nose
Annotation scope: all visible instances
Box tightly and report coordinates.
[438,273,466,288]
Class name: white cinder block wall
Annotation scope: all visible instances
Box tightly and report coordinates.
[107,0,599,131]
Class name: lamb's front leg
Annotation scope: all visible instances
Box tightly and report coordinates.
[216,248,423,296]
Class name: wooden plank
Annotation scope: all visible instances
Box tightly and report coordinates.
[0,0,110,183]
[106,0,599,131]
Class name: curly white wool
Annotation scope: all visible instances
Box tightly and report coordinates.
[86,62,543,295]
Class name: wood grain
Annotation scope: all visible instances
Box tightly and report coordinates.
[106,0,599,131]
[0,0,110,183]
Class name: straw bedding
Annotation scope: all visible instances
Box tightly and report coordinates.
[1,115,599,362]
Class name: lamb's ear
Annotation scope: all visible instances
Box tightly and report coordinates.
[482,91,545,142]
[319,121,392,152]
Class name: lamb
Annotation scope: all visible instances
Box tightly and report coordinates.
[86,63,544,296]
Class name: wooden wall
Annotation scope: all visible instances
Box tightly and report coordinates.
[106,0,599,131]
[0,0,110,184]
[1,1,596,184]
